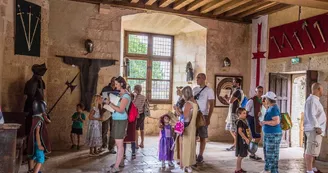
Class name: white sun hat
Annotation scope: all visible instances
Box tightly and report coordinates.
[261,91,277,101]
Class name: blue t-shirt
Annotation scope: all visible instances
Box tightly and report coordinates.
[263,104,282,133]
[112,93,131,120]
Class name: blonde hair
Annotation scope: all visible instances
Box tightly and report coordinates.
[182,86,193,101]
[91,95,102,109]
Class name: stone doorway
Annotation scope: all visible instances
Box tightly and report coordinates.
[291,74,306,147]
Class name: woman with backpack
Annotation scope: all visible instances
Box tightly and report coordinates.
[123,85,139,160]
[259,91,282,173]
[105,76,131,173]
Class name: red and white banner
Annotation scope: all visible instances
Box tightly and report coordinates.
[249,15,268,97]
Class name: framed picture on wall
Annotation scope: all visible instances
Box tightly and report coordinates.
[215,75,243,107]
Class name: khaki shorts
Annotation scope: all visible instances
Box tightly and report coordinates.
[112,120,128,139]
[305,130,323,157]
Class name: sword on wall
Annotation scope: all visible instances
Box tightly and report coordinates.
[47,72,79,115]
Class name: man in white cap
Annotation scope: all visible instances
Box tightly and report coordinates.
[304,83,326,173]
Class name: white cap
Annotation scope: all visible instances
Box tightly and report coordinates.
[261,91,277,101]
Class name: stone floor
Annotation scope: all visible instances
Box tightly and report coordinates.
[19,137,328,173]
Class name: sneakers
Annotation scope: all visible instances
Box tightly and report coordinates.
[162,161,165,168]
[249,154,262,161]
[132,153,136,160]
[168,161,175,167]
[226,146,235,151]
[196,155,204,163]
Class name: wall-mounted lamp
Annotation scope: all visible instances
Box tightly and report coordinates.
[85,39,94,55]
[223,57,231,67]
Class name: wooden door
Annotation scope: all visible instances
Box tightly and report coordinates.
[306,70,318,97]
[269,73,291,147]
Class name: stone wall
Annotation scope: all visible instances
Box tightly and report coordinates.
[0,0,13,105]
[173,30,207,103]
[193,18,251,141]
[267,6,328,160]
[1,0,49,111]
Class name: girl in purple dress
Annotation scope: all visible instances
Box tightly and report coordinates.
[159,114,175,168]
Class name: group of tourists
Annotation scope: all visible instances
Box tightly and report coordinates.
[223,78,326,173]
[26,72,327,173]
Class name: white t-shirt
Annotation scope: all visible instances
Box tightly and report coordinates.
[304,94,327,136]
[193,86,215,115]
[245,99,254,117]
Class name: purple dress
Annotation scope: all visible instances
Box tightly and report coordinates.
[159,124,174,161]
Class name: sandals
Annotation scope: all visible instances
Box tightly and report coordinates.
[226,146,235,151]
[107,167,120,173]
[27,169,34,173]
[139,144,144,148]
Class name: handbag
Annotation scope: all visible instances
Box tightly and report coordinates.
[196,108,206,128]
[280,113,292,130]
[143,99,150,117]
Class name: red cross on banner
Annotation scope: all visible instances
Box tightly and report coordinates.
[252,23,266,86]
[249,15,268,97]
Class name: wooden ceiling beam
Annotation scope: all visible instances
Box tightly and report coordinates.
[224,0,268,17]
[264,0,328,10]
[187,0,213,11]
[159,0,176,7]
[173,0,195,10]
[213,0,253,15]
[245,4,292,20]
[130,0,140,3]
[200,0,233,14]
[145,0,157,5]
[237,2,279,18]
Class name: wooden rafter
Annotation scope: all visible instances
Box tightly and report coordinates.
[159,0,176,7]
[145,0,157,5]
[173,0,195,10]
[238,2,279,18]
[213,0,253,16]
[245,4,292,20]
[265,0,328,10]
[200,0,233,14]
[130,0,140,3]
[225,0,269,17]
[187,0,213,11]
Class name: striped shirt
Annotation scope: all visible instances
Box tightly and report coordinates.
[133,94,146,114]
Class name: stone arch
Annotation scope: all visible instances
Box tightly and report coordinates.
[121,12,207,135]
